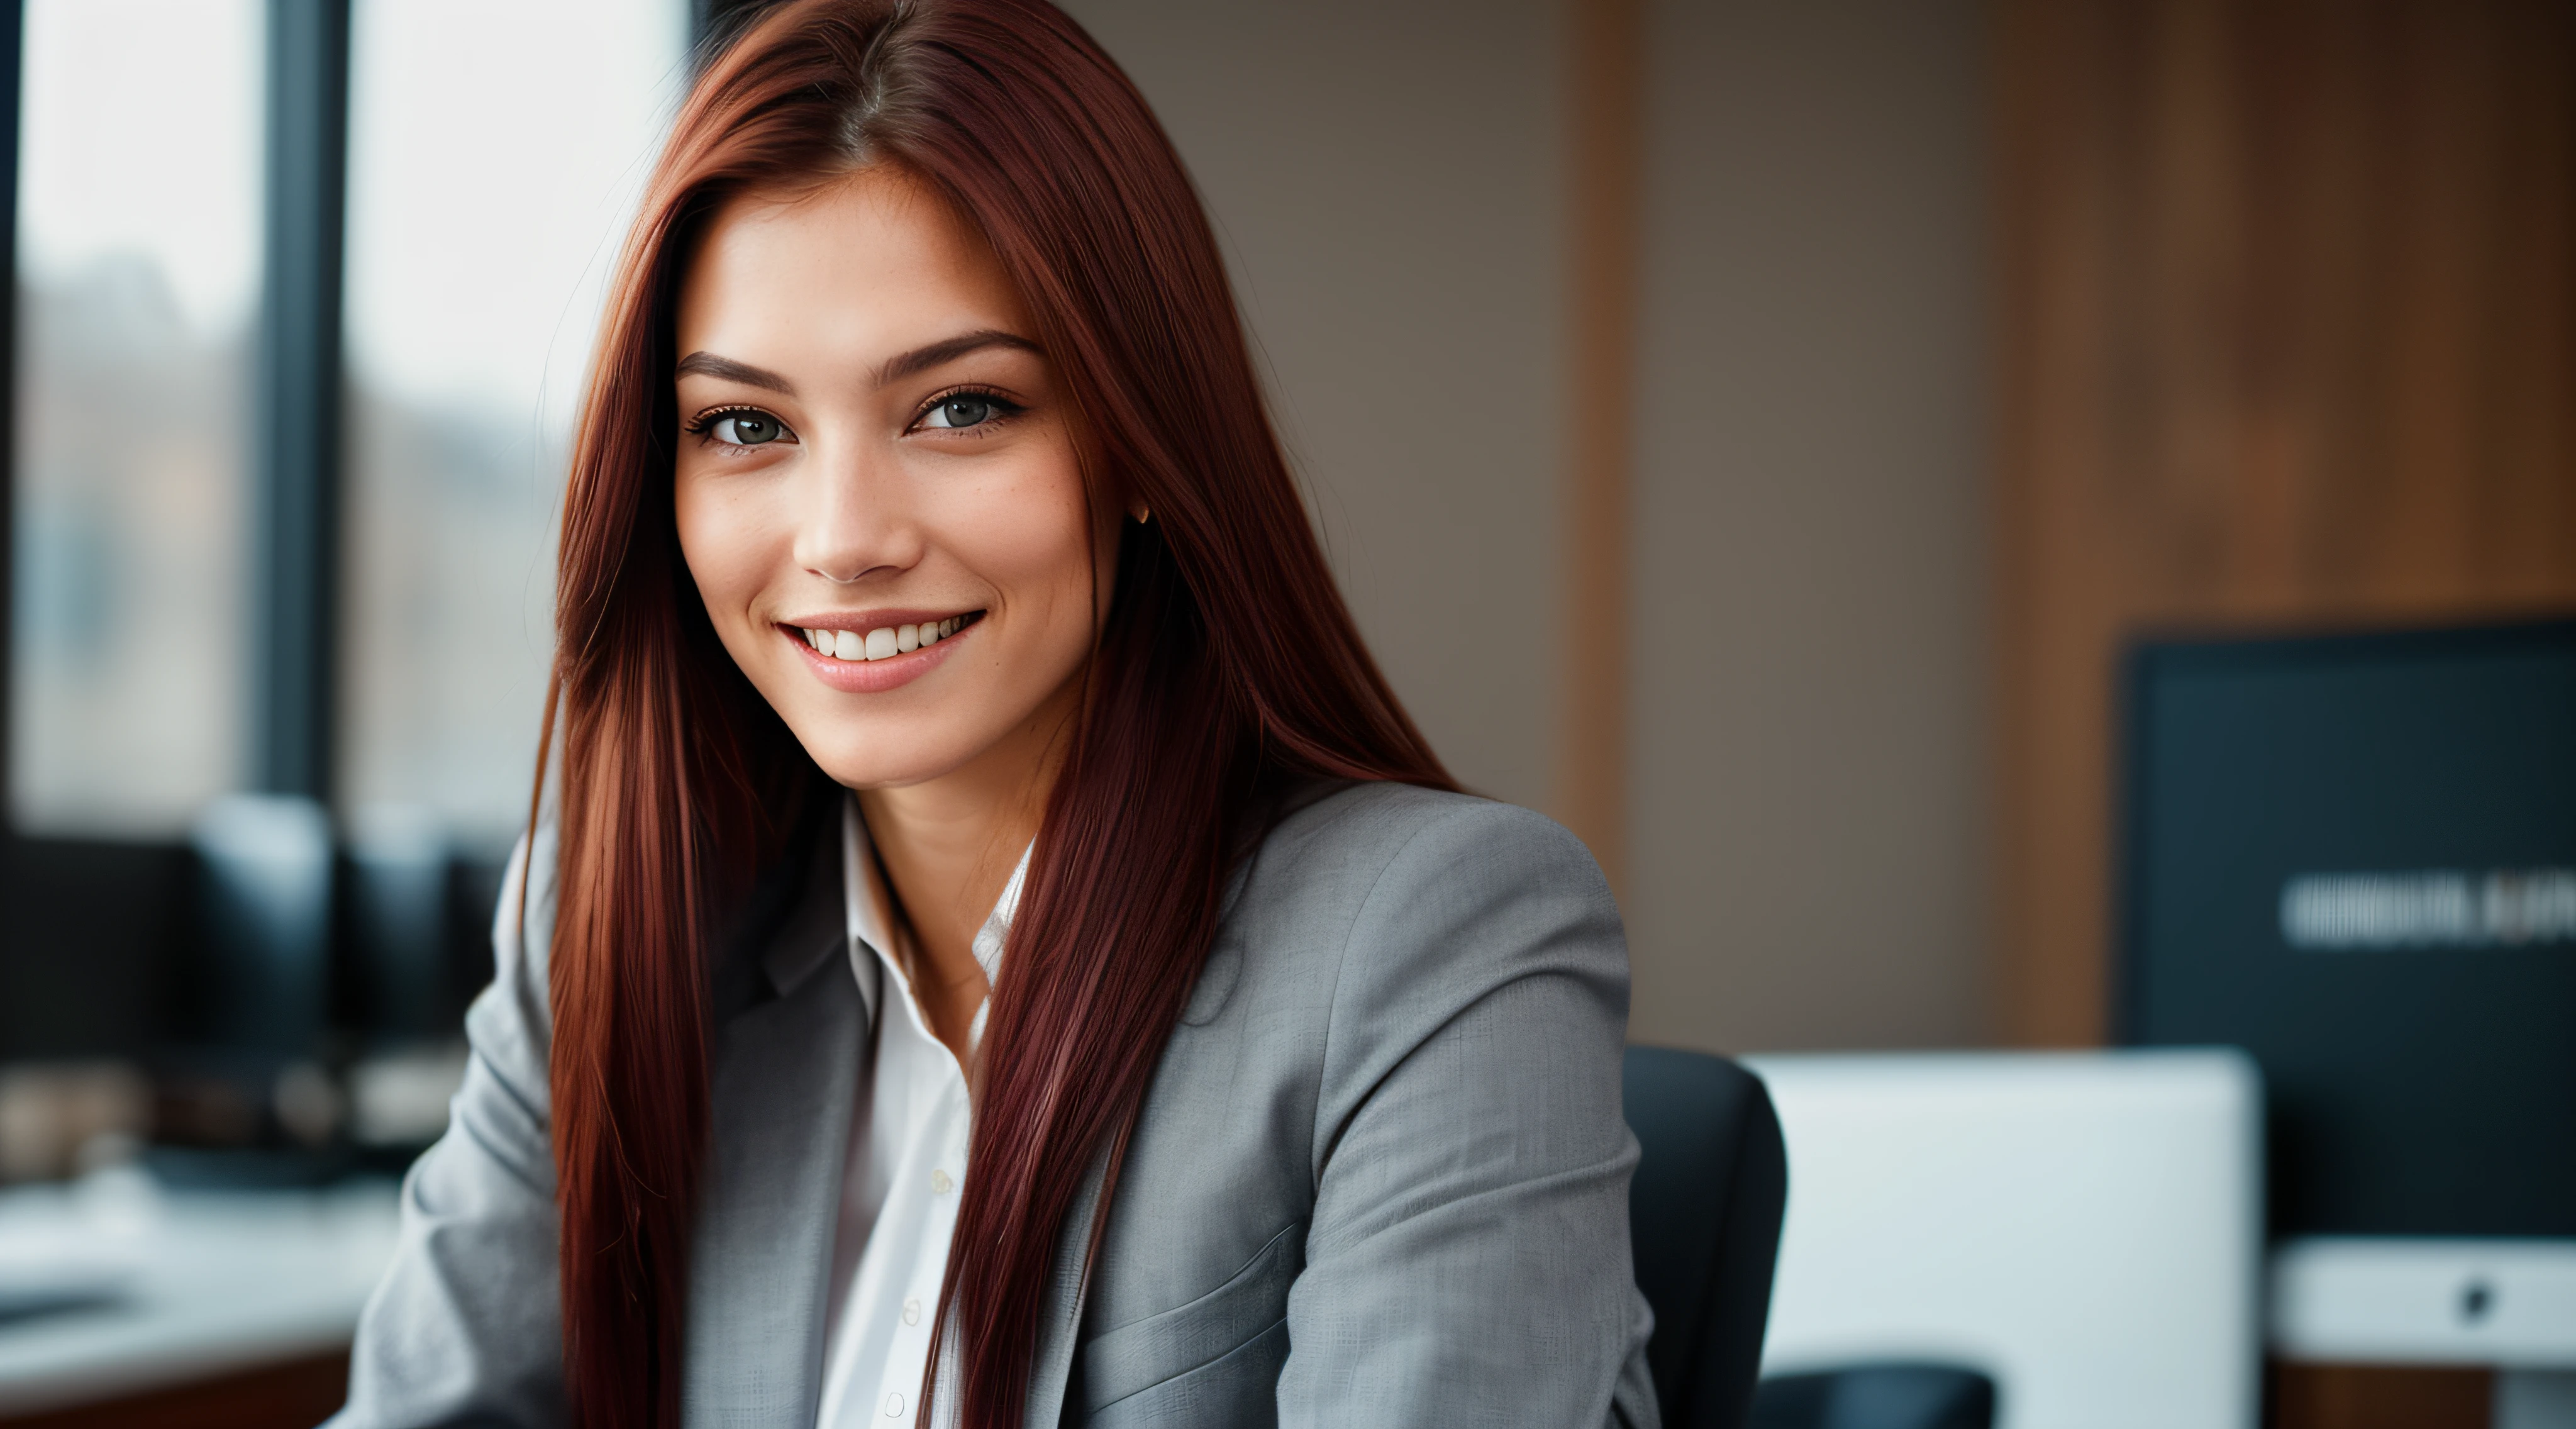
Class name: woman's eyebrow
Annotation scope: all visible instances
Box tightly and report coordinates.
[675,351,796,394]
[874,328,1042,386]
[674,331,1040,394]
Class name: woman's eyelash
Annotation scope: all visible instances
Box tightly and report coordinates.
[684,405,774,438]
[914,386,1026,430]
[682,391,1023,443]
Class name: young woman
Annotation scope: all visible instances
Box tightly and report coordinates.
[333,1,1653,1425]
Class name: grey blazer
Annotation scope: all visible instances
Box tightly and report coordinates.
[331,781,1660,1427]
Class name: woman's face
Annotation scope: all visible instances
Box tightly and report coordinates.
[672,167,1112,794]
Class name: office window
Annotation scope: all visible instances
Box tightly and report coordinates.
[338,0,689,847]
[9,0,265,833]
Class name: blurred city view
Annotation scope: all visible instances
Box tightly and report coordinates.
[14,256,252,831]
[10,0,260,833]
[11,0,687,850]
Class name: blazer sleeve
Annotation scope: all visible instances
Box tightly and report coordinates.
[1277,799,1660,1428]
[330,828,565,1428]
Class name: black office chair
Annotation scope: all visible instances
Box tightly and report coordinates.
[1623,1045,1790,1429]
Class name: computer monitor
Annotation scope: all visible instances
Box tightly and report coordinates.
[2118,619,2576,1401]
[1750,1050,2262,1429]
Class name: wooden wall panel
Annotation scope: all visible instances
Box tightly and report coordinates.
[1996,0,2576,1045]
[1556,0,1643,893]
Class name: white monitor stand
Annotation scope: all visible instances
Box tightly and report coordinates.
[2273,1238,2576,1429]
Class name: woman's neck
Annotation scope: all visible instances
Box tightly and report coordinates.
[854,681,1076,1063]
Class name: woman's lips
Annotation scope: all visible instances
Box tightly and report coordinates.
[780,610,982,694]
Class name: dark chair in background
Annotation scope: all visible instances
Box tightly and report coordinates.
[1746,1363,1998,1429]
[1622,1045,1790,1429]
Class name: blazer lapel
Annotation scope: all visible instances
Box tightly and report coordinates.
[674,802,1103,1429]
[1024,1142,1114,1428]
[686,826,867,1428]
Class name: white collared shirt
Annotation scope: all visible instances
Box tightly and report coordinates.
[814,798,1028,1428]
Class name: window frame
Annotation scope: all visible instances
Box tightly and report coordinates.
[252,0,351,805]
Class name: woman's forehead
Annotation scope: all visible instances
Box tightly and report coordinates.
[676,167,1030,360]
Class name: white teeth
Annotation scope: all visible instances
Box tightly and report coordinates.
[804,616,973,662]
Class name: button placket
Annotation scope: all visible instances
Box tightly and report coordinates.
[823,815,1033,1429]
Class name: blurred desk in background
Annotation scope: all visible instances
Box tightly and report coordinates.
[0,1174,395,1426]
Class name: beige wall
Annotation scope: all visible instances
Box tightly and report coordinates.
[1624,0,1993,1052]
[1068,0,1992,1051]
[1062,0,1568,812]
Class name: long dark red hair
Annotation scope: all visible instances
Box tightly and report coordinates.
[540,2,1452,1424]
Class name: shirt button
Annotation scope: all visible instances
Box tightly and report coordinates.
[884,1391,904,1416]
[931,1169,953,1195]
[903,1296,921,1325]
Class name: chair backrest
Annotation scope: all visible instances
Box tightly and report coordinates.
[1623,1045,1790,1429]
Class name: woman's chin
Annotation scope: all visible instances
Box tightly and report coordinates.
[802,737,975,794]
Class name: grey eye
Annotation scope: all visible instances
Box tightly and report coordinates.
[713,411,786,445]
[921,394,994,430]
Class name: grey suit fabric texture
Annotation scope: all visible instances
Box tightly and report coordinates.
[330,782,1662,1428]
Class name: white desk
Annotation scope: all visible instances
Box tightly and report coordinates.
[0,1170,398,1416]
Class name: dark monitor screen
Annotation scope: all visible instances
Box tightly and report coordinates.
[2118,620,2576,1239]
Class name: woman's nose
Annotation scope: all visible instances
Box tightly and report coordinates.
[793,438,920,584]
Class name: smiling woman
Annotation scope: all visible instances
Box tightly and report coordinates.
[672,173,1107,825]
[328,3,1657,1428]
[671,169,1110,1061]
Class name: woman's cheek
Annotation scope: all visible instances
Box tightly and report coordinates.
[674,475,772,645]
[950,463,1094,614]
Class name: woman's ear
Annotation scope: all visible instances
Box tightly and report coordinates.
[1129,501,1151,524]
